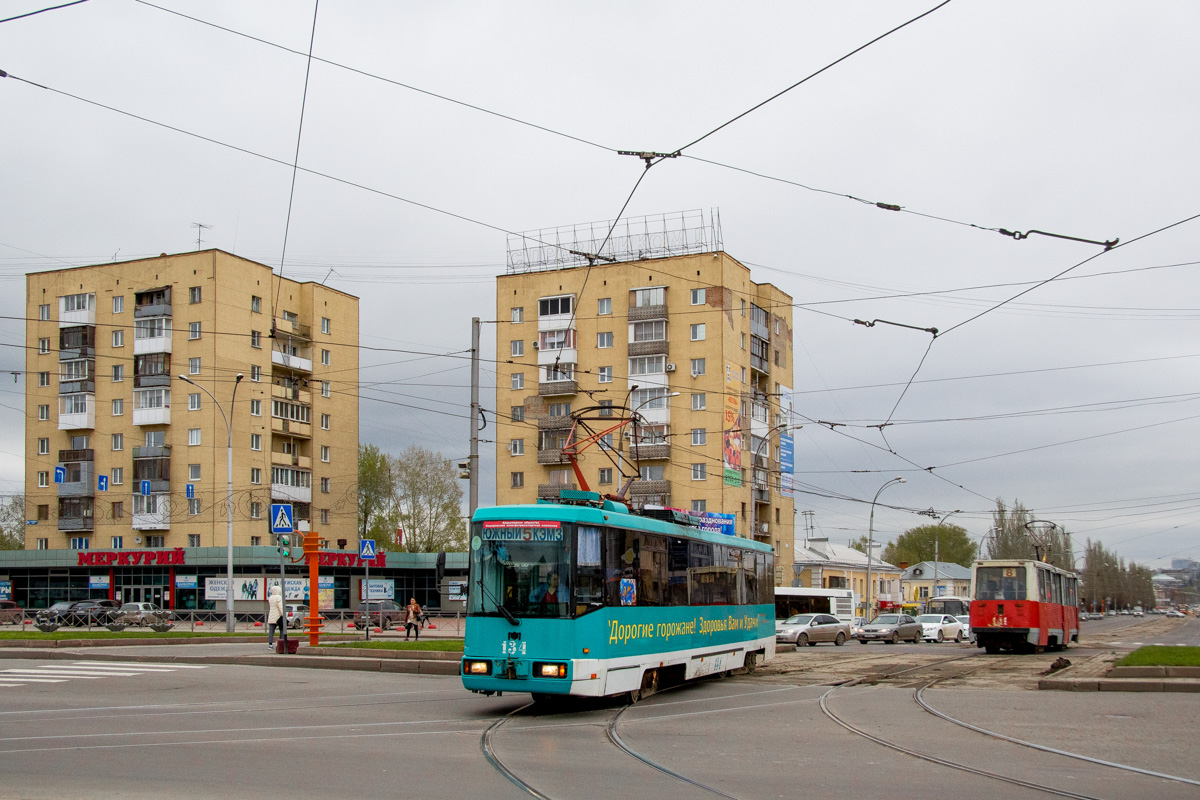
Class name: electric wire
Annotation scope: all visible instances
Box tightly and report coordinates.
[0,0,89,25]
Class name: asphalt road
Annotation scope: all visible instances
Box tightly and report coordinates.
[0,617,1194,799]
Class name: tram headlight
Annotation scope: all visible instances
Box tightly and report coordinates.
[463,659,492,675]
[534,662,568,679]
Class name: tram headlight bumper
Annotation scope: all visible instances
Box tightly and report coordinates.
[463,659,492,676]
[534,662,568,679]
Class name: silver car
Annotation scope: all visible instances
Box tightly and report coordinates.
[776,613,851,647]
[856,613,923,644]
[114,602,172,626]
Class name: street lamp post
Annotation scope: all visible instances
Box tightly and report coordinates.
[178,372,243,633]
[865,477,905,620]
[933,510,961,601]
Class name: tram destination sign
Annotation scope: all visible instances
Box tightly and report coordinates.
[481,521,563,542]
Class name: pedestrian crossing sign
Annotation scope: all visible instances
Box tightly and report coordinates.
[359,539,377,560]
[271,503,294,534]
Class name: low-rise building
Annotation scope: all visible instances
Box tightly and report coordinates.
[900,560,972,605]
[791,537,902,618]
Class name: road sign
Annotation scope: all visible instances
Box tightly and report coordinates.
[54,466,66,484]
[140,480,151,496]
[97,475,108,492]
[271,503,294,534]
[359,539,377,560]
[186,483,194,499]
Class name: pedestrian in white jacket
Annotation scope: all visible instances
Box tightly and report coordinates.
[266,585,285,650]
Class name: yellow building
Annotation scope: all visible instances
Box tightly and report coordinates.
[24,250,359,552]
[792,538,904,618]
[494,246,796,583]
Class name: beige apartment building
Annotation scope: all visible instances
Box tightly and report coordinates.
[495,249,796,581]
[24,250,359,553]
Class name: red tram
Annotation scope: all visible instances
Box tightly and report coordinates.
[969,559,1079,654]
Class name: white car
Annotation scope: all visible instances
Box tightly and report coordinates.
[955,614,974,643]
[918,613,964,643]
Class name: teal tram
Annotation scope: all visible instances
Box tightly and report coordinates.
[460,492,776,701]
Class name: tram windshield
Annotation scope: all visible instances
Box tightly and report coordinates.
[975,567,1026,601]
[470,521,573,619]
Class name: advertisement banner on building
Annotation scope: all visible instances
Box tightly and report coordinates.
[175,575,197,589]
[779,434,794,498]
[267,576,335,604]
[778,384,794,427]
[723,394,743,486]
[447,580,467,601]
[89,575,110,589]
[204,577,265,602]
[698,512,737,536]
[0,581,11,602]
[359,578,395,600]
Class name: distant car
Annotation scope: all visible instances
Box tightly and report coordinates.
[918,614,964,643]
[857,614,923,644]
[0,600,23,624]
[353,600,404,630]
[955,615,974,643]
[285,604,309,629]
[1132,610,1144,617]
[114,602,171,627]
[1166,610,1185,618]
[776,613,851,647]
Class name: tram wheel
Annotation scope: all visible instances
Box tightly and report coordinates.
[745,652,758,672]
[984,644,1000,655]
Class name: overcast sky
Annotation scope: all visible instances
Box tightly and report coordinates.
[2,1,1198,567]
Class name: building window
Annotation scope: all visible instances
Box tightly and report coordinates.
[597,331,613,348]
[321,445,330,462]
[691,288,706,305]
[692,463,707,480]
[37,471,49,488]
[37,537,49,549]
[189,322,201,339]
[692,428,706,446]
[632,320,665,342]
[598,468,613,485]
[599,400,613,417]
[188,393,201,411]
[511,307,523,323]
[692,393,706,410]
[632,287,665,307]
[110,364,124,382]
[38,505,49,521]
[251,295,261,313]
[510,439,524,456]
[690,358,705,376]
[188,464,201,480]
[538,296,572,316]
[113,296,125,314]
[690,323,705,341]
[740,299,746,316]
[251,468,262,484]
[112,398,124,416]
[320,413,330,429]
[321,381,330,398]
[250,365,261,382]
[510,406,524,422]
[189,286,201,304]
[188,534,201,547]
[598,297,612,315]
[511,373,524,390]
[144,535,164,548]
[39,338,50,354]
[38,404,49,421]
[691,500,707,513]
[250,399,261,416]
[111,467,123,485]
[639,464,665,481]
[548,402,571,418]
[39,303,50,320]
[250,434,261,451]
[511,472,524,488]
[250,503,262,520]
[320,477,331,493]
[250,330,261,348]
[320,508,329,525]
[188,428,201,446]
[321,317,331,335]
[511,340,524,357]
[599,433,613,450]
[189,357,201,375]
[598,366,612,383]
[112,433,123,451]
[112,536,124,549]
[321,349,331,366]
[70,537,90,550]
[37,438,49,455]
[112,330,124,347]
[39,372,50,387]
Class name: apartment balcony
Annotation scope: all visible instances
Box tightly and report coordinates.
[752,487,770,504]
[59,305,95,328]
[271,417,312,438]
[538,415,574,430]
[537,449,571,465]
[56,463,95,498]
[57,515,94,532]
[628,479,669,496]
[132,504,170,531]
[536,346,577,367]
[58,395,96,431]
[134,300,172,318]
[629,303,667,322]
[271,383,313,405]
[132,404,170,427]
[58,345,94,362]
[271,452,312,470]
[630,442,670,460]
[538,379,578,397]
[271,349,312,373]
[271,482,311,504]
[134,333,172,355]
[274,317,311,341]
[58,377,95,395]
[628,339,669,358]
[537,483,577,500]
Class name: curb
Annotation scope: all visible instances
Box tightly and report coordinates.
[1039,676,1200,692]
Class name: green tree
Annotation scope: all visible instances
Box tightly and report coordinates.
[392,445,467,553]
[358,444,394,541]
[882,524,977,568]
[0,496,24,550]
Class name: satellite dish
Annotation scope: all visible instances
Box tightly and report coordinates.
[135,537,142,544]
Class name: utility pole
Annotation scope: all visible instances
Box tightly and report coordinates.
[468,317,480,516]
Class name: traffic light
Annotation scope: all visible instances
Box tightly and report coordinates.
[278,533,290,558]
[457,460,470,479]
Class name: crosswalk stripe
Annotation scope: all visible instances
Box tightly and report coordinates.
[0,678,66,683]
[41,664,174,673]
[8,669,141,677]
[2,670,109,679]
[71,661,208,669]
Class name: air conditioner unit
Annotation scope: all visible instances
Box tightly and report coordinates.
[532,341,539,349]
[759,523,768,533]
[665,363,676,372]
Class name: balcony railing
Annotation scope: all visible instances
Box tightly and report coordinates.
[538,415,573,430]
[629,479,669,495]
[538,379,578,397]
[628,339,669,358]
[537,483,577,500]
[629,304,667,321]
[271,349,312,373]
[271,417,312,438]
[630,443,670,460]
[536,449,571,465]
[58,516,94,532]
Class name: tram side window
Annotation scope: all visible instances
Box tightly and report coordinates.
[667,538,690,606]
[758,551,772,604]
[604,530,667,607]
[690,543,737,605]
[1038,569,1050,603]
[576,526,604,615]
[1066,576,1077,607]
[1052,572,1063,605]
[743,551,759,606]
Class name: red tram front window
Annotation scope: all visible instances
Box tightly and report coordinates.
[975,566,1026,601]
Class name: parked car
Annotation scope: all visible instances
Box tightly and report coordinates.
[36,601,77,626]
[918,613,964,643]
[776,613,851,647]
[955,615,974,643]
[0,600,23,624]
[856,614,923,644]
[285,604,309,629]
[353,600,404,630]
[1166,610,1185,618]
[114,602,172,627]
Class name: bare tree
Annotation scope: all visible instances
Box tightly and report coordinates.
[391,446,467,553]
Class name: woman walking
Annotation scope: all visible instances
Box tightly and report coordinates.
[404,597,422,641]
[266,585,285,651]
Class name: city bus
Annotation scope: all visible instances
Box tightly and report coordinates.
[460,492,775,701]
[926,595,970,617]
[774,587,855,626]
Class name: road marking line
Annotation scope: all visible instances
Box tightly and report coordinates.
[44,664,175,672]
[0,678,67,683]
[71,661,208,669]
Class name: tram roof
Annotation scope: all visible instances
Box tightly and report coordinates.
[472,502,775,553]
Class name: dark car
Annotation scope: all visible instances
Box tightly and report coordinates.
[856,613,924,644]
[0,600,23,624]
[353,600,404,630]
[35,601,81,626]
[66,599,122,626]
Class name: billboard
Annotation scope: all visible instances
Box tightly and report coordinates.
[204,577,265,602]
[723,394,743,486]
[779,434,794,498]
[698,512,737,536]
